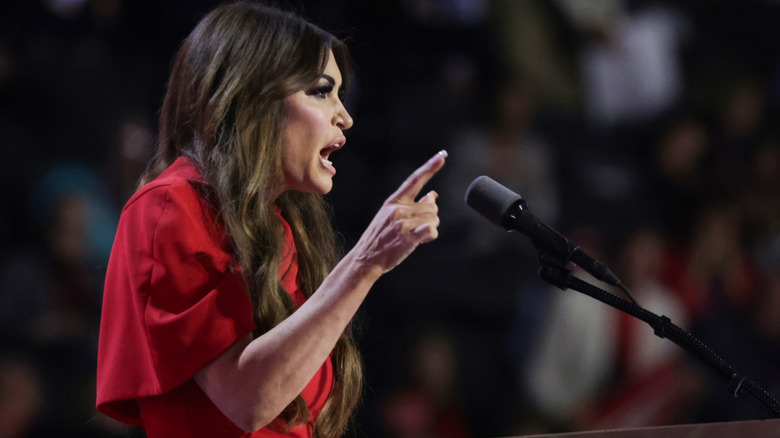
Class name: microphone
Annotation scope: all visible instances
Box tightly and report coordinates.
[464,175,622,287]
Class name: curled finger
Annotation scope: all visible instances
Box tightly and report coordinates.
[418,190,439,203]
[412,222,439,244]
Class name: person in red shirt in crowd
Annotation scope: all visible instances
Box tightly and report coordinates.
[95,3,447,437]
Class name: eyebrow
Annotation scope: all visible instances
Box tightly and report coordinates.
[320,74,337,87]
[320,74,346,100]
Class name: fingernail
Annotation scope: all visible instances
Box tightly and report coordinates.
[437,150,448,158]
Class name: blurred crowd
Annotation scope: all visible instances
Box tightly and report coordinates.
[1,0,779,437]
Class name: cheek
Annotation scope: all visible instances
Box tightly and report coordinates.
[282,113,310,158]
[289,113,328,152]
[281,96,333,168]
[281,119,318,183]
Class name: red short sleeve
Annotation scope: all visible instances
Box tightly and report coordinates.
[96,161,255,425]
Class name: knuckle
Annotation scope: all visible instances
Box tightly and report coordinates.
[391,206,406,221]
[423,227,439,243]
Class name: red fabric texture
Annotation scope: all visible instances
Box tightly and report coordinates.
[96,157,333,437]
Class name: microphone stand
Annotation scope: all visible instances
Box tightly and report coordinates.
[535,251,780,419]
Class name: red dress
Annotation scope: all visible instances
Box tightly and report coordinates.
[96,157,333,437]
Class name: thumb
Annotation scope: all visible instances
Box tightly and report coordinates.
[418,190,439,203]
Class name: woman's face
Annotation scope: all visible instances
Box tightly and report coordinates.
[280,51,353,196]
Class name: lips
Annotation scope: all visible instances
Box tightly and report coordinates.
[319,137,345,175]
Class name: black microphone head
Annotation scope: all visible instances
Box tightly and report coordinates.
[464,176,523,229]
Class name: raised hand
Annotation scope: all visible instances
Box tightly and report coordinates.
[352,150,447,274]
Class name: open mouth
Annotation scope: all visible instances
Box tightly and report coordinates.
[319,140,345,170]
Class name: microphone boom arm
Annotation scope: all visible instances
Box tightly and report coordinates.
[536,257,780,419]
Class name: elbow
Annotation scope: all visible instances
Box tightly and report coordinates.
[235,419,262,433]
[235,409,279,433]
[213,380,289,432]
[244,420,271,434]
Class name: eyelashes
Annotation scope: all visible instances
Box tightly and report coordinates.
[310,84,334,99]
[307,76,346,101]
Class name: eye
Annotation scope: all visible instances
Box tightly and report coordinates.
[309,84,334,99]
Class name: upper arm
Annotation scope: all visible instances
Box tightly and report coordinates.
[97,180,255,421]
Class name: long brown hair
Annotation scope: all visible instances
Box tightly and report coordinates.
[140,2,362,436]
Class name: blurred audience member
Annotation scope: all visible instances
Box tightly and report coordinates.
[490,0,580,113]
[660,201,760,323]
[739,137,780,245]
[106,112,156,203]
[647,115,713,241]
[520,228,617,432]
[660,200,769,423]
[381,326,470,438]
[578,227,696,430]
[0,356,44,438]
[748,244,780,401]
[0,162,118,433]
[711,77,769,193]
[561,0,691,128]
[442,78,561,256]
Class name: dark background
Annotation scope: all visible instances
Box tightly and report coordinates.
[1,0,779,437]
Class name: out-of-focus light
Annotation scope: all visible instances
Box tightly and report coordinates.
[45,0,89,19]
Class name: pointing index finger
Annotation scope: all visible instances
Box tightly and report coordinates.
[388,150,447,203]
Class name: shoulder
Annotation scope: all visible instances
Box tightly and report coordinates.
[113,157,231,270]
[124,157,205,213]
[118,157,221,241]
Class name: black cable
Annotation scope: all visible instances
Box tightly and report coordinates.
[617,281,639,306]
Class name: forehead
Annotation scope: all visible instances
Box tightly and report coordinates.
[323,51,342,84]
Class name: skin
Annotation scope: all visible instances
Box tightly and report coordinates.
[194,51,447,432]
[278,52,353,197]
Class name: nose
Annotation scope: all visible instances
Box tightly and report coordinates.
[334,103,353,130]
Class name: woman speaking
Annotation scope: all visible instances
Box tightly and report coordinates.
[95,2,446,437]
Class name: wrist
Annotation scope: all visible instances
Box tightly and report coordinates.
[344,250,384,283]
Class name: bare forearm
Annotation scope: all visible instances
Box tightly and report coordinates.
[196,251,381,431]
[196,151,446,431]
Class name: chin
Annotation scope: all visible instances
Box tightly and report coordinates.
[283,175,333,195]
[301,178,334,195]
[314,172,335,194]
[316,181,334,195]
